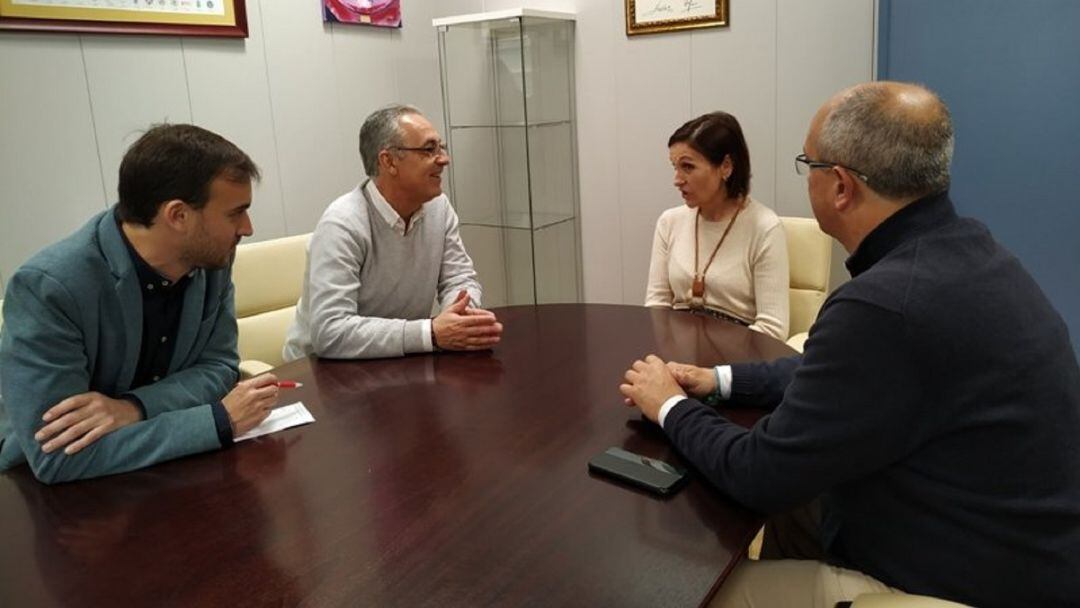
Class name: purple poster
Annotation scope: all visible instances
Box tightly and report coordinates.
[323,0,401,27]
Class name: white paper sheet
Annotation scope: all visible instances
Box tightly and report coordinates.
[234,402,315,442]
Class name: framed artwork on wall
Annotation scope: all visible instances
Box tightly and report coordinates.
[323,0,400,28]
[625,0,728,36]
[0,0,249,37]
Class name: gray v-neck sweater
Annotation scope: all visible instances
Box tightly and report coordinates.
[283,180,481,360]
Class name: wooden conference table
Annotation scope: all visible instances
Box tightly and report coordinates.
[0,304,796,608]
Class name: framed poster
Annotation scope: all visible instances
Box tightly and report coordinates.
[0,0,249,38]
[626,0,728,36]
[323,0,400,28]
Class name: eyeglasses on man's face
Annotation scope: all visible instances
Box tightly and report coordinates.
[393,143,450,159]
[794,153,870,184]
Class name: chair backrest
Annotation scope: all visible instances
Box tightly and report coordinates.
[780,216,832,337]
[232,233,310,369]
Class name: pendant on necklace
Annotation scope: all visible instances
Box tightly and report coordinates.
[692,274,705,298]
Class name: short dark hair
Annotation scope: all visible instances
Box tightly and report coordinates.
[668,111,752,199]
[117,124,260,226]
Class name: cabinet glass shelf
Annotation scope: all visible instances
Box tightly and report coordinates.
[450,120,572,129]
[460,211,576,231]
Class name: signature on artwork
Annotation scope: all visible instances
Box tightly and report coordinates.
[640,0,705,20]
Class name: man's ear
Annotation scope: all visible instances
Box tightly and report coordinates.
[378,149,398,176]
[159,199,190,230]
[832,167,859,214]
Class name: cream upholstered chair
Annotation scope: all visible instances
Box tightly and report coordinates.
[232,233,310,378]
[780,216,832,353]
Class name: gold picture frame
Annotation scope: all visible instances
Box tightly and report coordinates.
[0,0,248,38]
[626,0,728,36]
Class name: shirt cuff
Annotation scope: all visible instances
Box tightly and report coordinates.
[658,394,689,428]
[421,318,434,352]
[211,400,234,447]
[717,365,733,400]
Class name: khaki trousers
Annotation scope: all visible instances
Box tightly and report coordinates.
[708,558,898,608]
[709,499,902,608]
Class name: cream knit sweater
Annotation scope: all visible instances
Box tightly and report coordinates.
[645,197,790,340]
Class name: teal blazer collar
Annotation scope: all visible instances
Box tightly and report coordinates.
[97,209,142,388]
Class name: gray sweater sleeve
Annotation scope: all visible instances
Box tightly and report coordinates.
[436,202,483,310]
[305,217,428,359]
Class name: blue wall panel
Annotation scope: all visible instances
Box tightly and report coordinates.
[879,0,1080,356]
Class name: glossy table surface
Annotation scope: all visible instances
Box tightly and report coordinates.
[0,304,795,608]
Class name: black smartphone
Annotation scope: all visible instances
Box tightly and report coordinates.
[588,447,689,495]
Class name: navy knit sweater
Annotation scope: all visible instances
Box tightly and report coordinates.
[665,192,1080,607]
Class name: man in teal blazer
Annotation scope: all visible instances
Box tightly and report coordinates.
[0,124,280,484]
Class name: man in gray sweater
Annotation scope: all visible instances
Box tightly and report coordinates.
[283,105,502,361]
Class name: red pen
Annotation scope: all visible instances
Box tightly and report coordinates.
[275,381,304,389]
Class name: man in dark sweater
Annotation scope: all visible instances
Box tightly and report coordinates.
[620,82,1080,607]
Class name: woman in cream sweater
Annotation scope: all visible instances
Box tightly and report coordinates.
[645,111,790,340]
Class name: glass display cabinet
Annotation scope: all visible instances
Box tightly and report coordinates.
[433,9,581,307]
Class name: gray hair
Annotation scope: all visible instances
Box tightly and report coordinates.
[359,104,422,177]
[817,83,954,200]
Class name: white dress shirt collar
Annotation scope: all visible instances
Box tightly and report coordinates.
[364,179,427,236]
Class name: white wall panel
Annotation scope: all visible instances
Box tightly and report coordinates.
[183,0,287,241]
[327,25,396,186]
[690,0,778,209]
[613,32,692,304]
[776,0,875,216]
[776,0,875,288]
[573,0,623,304]
[258,0,347,234]
[82,36,192,201]
[0,35,105,281]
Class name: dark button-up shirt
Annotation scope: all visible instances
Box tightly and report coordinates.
[115,212,233,445]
